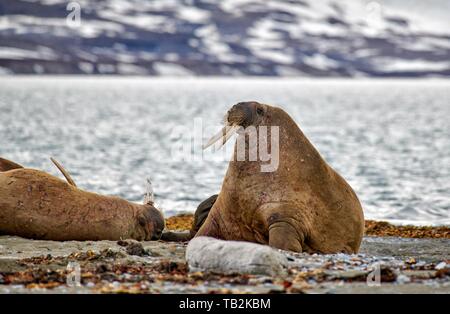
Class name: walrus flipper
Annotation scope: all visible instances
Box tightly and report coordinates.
[0,157,24,172]
[268,222,303,253]
[160,230,192,242]
[50,157,77,187]
[192,194,218,234]
[265,204,306,253]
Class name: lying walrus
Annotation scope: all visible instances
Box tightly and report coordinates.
[0,157,164,241]
[195,101,365,253]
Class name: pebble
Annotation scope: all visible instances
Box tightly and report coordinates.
[435,262,447,270]
[125,241,148,256]
[324,270,367,280]
[111,281,121,288]
[396,274,411,284]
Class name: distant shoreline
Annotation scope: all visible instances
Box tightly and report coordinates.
[1,75,450,81]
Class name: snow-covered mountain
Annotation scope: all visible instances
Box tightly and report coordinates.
[0,0,449,76]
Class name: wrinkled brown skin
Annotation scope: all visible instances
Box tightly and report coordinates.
[0,159,164,241]
[196,102,365,254]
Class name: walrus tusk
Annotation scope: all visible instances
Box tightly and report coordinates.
[50,157,77,187]
[203,125,238,150]
[0,157,24,172]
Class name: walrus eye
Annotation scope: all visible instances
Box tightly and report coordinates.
[256,107,264,115]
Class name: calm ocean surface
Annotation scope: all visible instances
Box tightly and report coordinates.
[0,77,449,225]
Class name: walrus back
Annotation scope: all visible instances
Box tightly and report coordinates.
[0,168,138,240]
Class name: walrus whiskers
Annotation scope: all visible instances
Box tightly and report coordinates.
[203,105,250,150]
[50,157,77,187]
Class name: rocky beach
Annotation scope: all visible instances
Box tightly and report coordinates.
[0,215,448,294]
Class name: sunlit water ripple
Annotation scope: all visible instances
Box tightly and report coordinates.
[0,77,449,226]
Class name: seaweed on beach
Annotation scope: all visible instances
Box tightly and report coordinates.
[165,214,450,239]
[364,220,450,238]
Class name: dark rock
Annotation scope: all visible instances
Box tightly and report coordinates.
[125,242,148,257]
[116,240,129,247]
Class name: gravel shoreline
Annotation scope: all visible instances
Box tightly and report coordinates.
[0,217,448,294]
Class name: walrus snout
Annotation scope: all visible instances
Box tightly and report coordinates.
[203,101,265,150]
[139,205,165,240]
[227,101,259,127]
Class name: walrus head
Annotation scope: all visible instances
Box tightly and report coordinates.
[227,101,266,128]
[203,101,271,149]
[137,204,165,241]
[135,178,164,240]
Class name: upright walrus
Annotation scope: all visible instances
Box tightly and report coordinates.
[196,101,364,253]
[0,157,164,241]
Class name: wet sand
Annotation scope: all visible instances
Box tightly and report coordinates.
[0,216,449,294]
